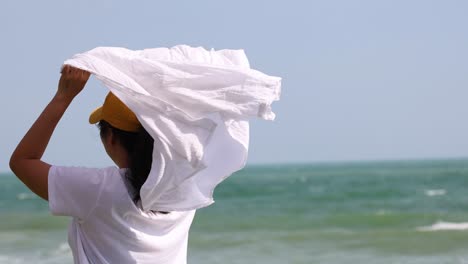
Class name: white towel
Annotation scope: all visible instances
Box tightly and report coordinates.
[64,45,281,212]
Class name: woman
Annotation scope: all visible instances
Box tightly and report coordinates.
[10,65,195,263]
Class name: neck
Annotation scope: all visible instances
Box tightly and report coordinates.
[108,143,130,169]
[114,150,130,169]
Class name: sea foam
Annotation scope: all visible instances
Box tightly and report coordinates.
[424,189,446,197]
[417,221,468,231]
[16,192,38,200]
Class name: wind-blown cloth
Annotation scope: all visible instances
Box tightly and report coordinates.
[64,45,281,212]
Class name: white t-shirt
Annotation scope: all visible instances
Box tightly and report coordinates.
[48,166,196,264]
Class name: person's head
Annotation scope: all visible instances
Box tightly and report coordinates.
[89,92,154,202]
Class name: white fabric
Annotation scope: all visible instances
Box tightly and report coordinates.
[64,45,281,212]
[48,165,195,264]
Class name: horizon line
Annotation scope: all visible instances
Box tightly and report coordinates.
[1,156,468,175]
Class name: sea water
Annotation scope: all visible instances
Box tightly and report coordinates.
[1,159,468,263]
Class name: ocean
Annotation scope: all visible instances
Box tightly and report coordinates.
[1,159,468,263]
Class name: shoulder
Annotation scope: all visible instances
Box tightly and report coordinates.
[49,165,124,192]
[50,165,120,175]
[48,166,125,218]
[50,165,122,180]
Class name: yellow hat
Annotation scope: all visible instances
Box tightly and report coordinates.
[89,92,141,132]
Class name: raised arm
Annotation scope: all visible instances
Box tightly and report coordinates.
[9,65,90,200]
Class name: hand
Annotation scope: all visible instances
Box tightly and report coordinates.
[57,65,90,100]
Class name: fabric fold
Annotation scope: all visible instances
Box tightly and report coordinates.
[64,45,281,211]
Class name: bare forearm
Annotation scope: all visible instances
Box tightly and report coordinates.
[11,94,72,161]
[9,65,90,200]
[9,94,73,199]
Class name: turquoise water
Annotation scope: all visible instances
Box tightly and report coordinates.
[2,159,468,263]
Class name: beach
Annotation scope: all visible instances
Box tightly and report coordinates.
[1,159,468,263]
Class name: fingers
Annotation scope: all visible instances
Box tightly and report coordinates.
[61,65,90,78]
[57,65,90,99]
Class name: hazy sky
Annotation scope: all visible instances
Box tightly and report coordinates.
[1,1,468,172]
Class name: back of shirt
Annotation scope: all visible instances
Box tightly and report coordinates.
[48,166,196,264]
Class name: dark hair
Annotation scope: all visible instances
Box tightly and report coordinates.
[98,120,154,203]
